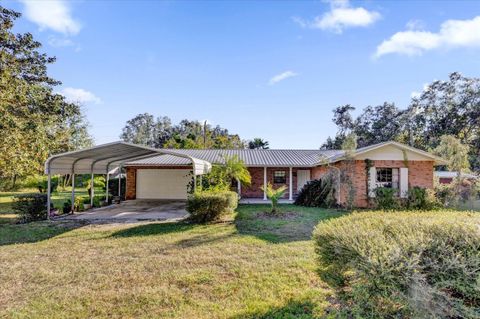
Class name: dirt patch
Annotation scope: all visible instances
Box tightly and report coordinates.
[256,211,299,220]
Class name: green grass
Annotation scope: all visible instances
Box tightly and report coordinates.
[0,188,102,224]
[0,204,345,318]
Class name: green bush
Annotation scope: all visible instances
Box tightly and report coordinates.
[407,186,438,210]
[186,191,238,223]
[62,200,72,214]
[12,194,49,223]
[92,196,101,208]
[313,211,480,318]
[374,187,399,209]
[294,178,336,207]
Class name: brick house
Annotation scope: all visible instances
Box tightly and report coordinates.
[123,141,445,208]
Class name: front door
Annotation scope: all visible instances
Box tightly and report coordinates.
[297,170,311,192]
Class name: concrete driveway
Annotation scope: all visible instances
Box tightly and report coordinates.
[63,200,189,222]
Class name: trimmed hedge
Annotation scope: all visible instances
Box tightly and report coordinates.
[12,194,49,223]
[313,211,480,318]
[186,191,238,223]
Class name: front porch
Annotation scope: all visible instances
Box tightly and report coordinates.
[239,198,295,204]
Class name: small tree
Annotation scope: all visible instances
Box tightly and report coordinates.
[261,183,287,214]
[204,155,251,191]
[433,135,470,173]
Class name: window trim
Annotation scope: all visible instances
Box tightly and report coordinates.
[273,170,287,184]
[375,167,399,191]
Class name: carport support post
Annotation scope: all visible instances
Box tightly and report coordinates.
[90,170,95,207]
[71,173,75,213]
[47,172,51,219]
[118,165,122,201]
[105,170,109,204]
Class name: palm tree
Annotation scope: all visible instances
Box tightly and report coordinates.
[248,138,269,149]
[261,183,287,214]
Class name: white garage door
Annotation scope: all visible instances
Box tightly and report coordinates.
[136,169,190,199]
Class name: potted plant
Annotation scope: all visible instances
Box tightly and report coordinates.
[83,197,92,210]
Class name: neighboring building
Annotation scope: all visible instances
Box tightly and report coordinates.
[124,141,445,208]
[435,171,478,184]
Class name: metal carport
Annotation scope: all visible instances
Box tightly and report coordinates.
[44,141,212,217]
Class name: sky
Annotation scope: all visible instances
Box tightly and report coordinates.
[5,0,480,149]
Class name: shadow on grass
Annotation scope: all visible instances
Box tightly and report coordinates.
[110,222,198,238]
[234,204,346,244]
[231,299,320,319]
[0,220,85,246]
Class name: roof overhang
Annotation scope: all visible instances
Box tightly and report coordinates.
[323,141,447,166]
[45,141,212,175]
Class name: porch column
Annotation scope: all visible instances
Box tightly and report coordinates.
[71,173,75,213]
[47,172,51,219]
[263,166,267,200]
[237,178,241,197]
[289,167,293,201]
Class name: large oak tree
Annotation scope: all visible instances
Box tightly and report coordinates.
[0,6,92,187]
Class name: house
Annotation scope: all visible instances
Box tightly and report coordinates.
[435,171,478,184]
[122,141,445,208]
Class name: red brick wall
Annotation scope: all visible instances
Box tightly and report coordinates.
[240,167,307,198]
[311,160,434,208]
[125,166,192,200]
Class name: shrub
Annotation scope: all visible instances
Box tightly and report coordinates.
[108,178,126,200]
[12,194,49,223]
[374,187,399,209]
[186,191,238,223]
[261,183,287,213]
[313,211,480,318]
[92,196,101,208]
[407,186,439,210]
[294,178,336,208]
[25,175,59,193]
[63,200,72,214]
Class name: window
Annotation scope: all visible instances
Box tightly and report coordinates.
[273,171,286,184]
[376,168,399,190]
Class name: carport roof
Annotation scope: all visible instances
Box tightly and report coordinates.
[45,141,211,175]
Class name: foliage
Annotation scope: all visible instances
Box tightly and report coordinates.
[62,200,72,214]
[108,177,126,200]
[261,183,287,214]
[435,178,480,208]
[313,211,480,318]
[121,114,245,149]
[322,72,480,170]
[433,135,470,172]
[407,186,439,210]
[248,138,269,149]
[0,6,92,188]
[202,155,251,191]
[294,178,336,208]
[186,190,238,223]
[12,194,48,223]
[374,187,399,209]
[23,175,59,193]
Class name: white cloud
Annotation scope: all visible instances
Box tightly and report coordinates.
[48,36,74,47]
[375,16,480,58]
[20,0,81,35]
[268,71,298,85]
[294,0,381,34]
[60,88,101,104]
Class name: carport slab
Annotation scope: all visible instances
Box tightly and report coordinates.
[62,200,189,222]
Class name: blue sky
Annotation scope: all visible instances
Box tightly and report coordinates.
[5,0,480,148]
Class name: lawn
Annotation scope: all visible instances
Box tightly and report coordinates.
[0,204,344,318]
[0,188,102,224]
